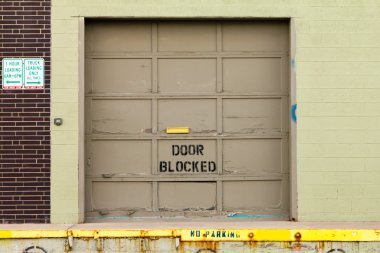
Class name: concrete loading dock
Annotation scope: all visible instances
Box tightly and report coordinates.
[2,222,380,252]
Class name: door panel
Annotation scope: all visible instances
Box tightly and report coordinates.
[158,182,217,211]
[91,99,151,134]
[91,59,152,93]
[90,140,152,175]
[87,22,152,53]
[223,98,283,134]
[158,22,217,52]
[223,58,282,93]
[223,139,283,174]
[158,59,217,93]
[223,181,283,210]
[158,99,217,133]
[92,182,152,210]
[222,22,289,52]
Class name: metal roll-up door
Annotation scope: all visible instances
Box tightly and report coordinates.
[85,20,289,220]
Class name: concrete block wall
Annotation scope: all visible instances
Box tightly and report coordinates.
[295,1,380,220]
[49,0,380,223]
[0,0,51,223]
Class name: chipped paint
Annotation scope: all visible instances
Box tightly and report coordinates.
[227,213,288,219]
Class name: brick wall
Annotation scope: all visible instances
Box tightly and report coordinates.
[0,0,50,223]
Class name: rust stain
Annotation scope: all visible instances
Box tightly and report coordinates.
[319,241,325,253]
[117,239,121,252]
[139,238,145,252]
[140,230,148,237]
[247,232,258,249]
[291,242,303,251]
[247,240,258,249]
[180,241,219,253]
[294,232,302,242]
[291,231,302,251]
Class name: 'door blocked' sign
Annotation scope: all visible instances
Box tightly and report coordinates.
[2,58,44,90]
[159,140,217,173]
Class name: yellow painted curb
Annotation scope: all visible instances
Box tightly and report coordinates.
[180,229,380,242]
[70,229,176,239]
[0,230,67,239]
[1,229,380,242]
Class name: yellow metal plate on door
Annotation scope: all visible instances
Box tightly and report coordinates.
[166,127,190,134]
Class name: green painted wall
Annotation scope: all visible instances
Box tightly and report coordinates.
[51,0,380,223]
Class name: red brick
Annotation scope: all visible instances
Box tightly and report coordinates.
[0,2,13,7]
[3,7,23,11]
[0,0,51,224]
[22,2,42,7]
[17,11,37,15]
[0,11,16,15]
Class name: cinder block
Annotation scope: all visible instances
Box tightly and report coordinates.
[300,171,352,185]
[297,75,380,89]
[308,20,380,33]
[52,19,78,34]
[51,47,78,61]
[52,89,79,103]
[52,102,79,116]
[351,199,380,212]
[298,89,380,103]
[300,184,338,198]
[51,6,79,19]
[298,117,380,130]
[352,172,380,185]
[298,130,339,143]
[299,143,380,158]
[51,60,78,75]
[365,158,380,171]
[337,185,366,198]
[298,157,365,172]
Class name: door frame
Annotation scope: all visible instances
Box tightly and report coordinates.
[77,17,297,222]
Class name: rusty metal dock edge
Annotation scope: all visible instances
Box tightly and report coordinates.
[1,228,380,242]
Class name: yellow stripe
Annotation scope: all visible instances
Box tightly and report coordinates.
[70,229,176,239]
[0,230,67,239]
[180,229,380,242]
[1,228,380,241]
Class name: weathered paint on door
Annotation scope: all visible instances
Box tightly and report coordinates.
[85,20,289,219]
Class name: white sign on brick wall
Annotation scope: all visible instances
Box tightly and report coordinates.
[2,58,23,89]
[2,58,45,90]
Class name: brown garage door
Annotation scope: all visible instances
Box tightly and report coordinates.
[85,20,289,220]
